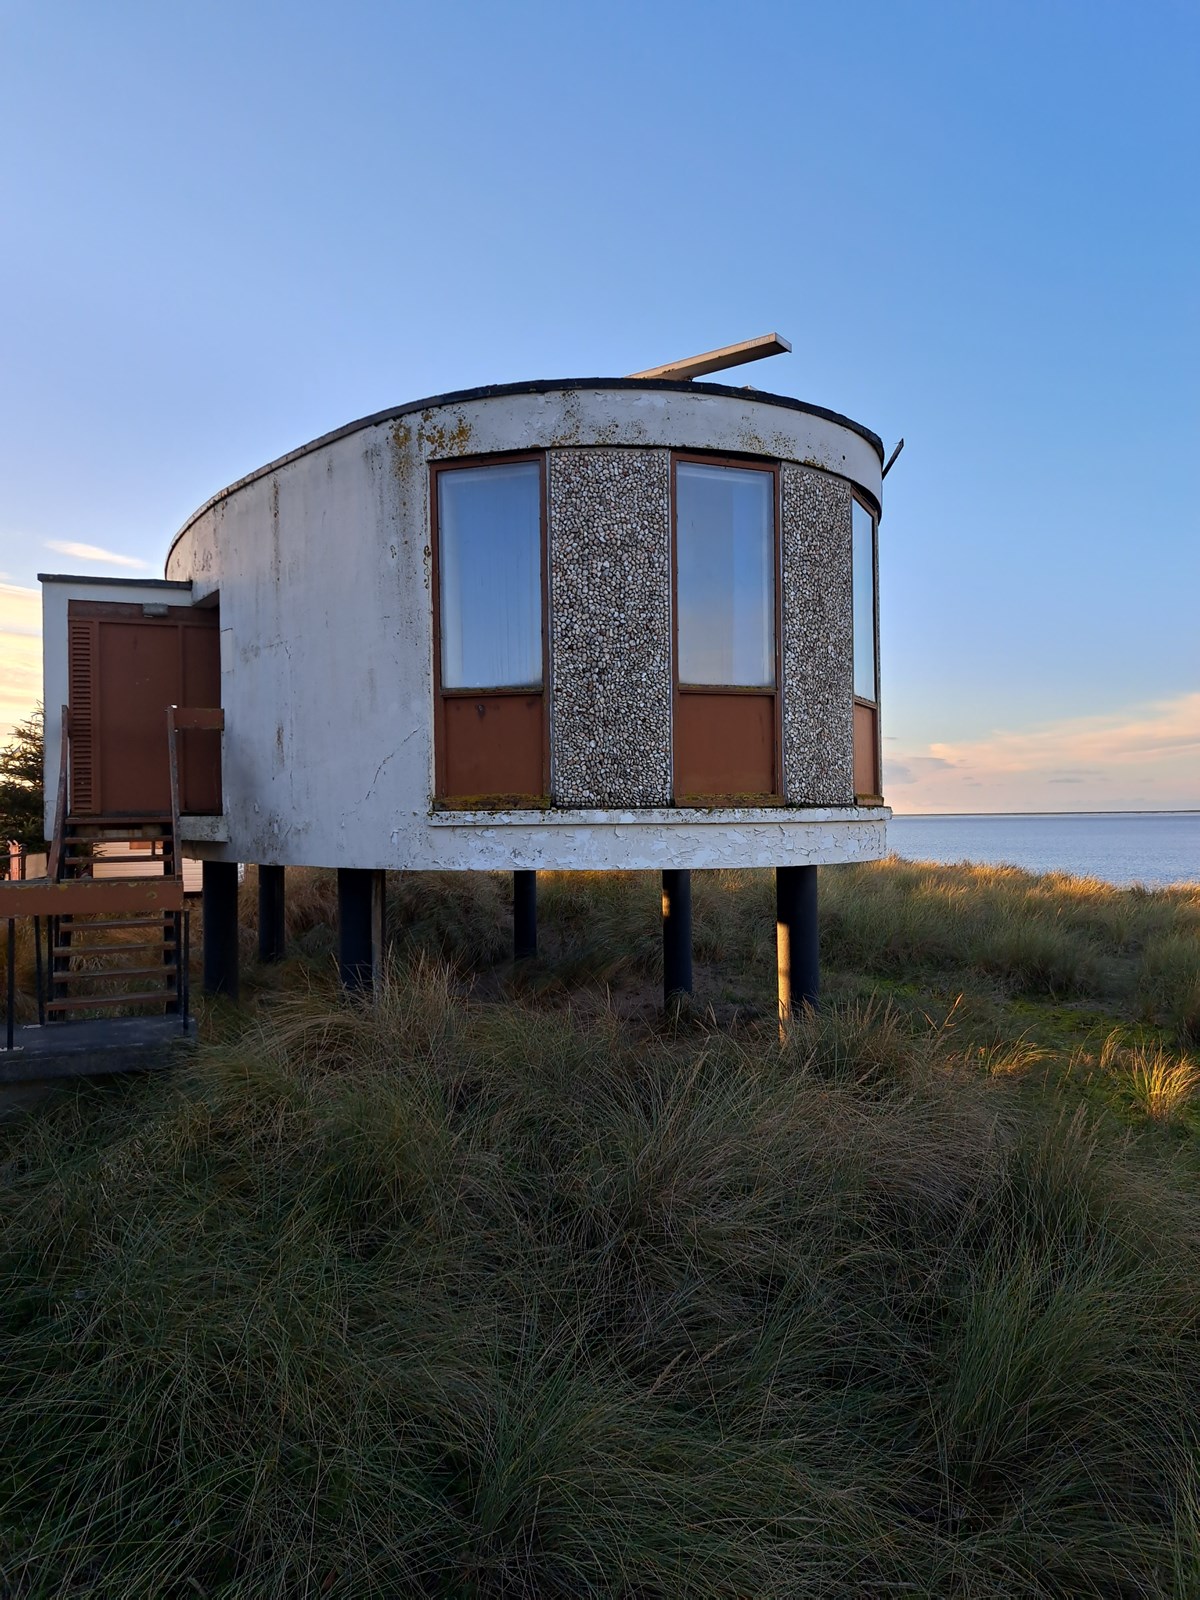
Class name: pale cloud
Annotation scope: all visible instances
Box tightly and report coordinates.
[885,754,960,786]
[889,692,1200,813]
[0,583,42,740]
[45,539,149,571]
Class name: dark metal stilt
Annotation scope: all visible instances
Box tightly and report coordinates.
[662,868,694,1004]
[202,860,240,1000]
[338,868,384,996]
[258,864,287,964]
[5,918,14,1052]
[513,870,537,960]
[181,911,191,1032]
[776,864,819,1033]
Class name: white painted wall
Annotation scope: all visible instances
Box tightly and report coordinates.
[145,384,891,872]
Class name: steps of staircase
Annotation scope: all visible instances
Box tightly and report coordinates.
[53,965,177,983]
[63,856,173,868]
[46,991,177,1013]
[67,814,173,825]
[53,941,177,956]
[56,916,177,931]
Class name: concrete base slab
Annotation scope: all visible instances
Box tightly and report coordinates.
[1,1014,194,1087]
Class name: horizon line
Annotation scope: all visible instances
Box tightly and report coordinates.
[890,808,1199,819]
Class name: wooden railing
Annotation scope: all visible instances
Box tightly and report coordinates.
[1,705,223,1049]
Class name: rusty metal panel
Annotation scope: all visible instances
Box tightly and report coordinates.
[171,707,224,731]
[180,622,222,813]
[674,692,777,803]
[440,694,545,805]
[854,701,879,799]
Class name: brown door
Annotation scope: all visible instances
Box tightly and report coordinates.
[67,601,222,816]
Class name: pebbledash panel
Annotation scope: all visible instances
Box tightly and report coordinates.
[163,378,889,873]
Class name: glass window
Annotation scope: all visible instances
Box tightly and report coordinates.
[676,461,775,687]
[438,461,542,690]
[852,499,877,703]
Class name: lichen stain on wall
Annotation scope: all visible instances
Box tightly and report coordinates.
[388,412,473,487]
[419,413,473,459]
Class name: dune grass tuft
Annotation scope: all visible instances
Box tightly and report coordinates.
[1117,1039,1200,1126]
[3,858,1199,1594]
[3,944,1199,1596]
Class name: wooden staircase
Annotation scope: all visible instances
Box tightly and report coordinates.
[3,706,197,1049]
[45,813,187,1021]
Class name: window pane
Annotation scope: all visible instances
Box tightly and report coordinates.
[852,500,876,703]
[438,462,542,690]
[676,462,774,687]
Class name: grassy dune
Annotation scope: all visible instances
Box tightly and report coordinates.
[1,860,1198,1596]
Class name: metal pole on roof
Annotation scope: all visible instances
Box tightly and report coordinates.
[629,333,791,382]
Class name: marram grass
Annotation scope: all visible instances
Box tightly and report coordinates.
[2,858,1199,1596]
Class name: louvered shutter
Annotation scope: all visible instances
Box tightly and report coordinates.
[67,619,98,814]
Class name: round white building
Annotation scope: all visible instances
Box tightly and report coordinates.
[168,377,887,865]
[42,371,891,1007]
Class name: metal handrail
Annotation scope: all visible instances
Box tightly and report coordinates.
[166,707,183,886]
[5,918,13,1053]
[46,705,70,882]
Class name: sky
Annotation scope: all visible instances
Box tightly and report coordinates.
[1,0,1196,812]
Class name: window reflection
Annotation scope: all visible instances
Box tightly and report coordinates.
[438,462,542,690]
[852,499,876,703]
[676,462,775,687]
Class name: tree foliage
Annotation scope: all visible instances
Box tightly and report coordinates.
[0,704,46,851]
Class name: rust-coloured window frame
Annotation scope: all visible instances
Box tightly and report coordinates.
[851,491,882,803]
[429,451,550,808]
[670,451,784,806]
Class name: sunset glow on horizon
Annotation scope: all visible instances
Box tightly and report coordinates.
[0,5,1195,810]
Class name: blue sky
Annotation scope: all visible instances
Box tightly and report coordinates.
[1,0,1196,810]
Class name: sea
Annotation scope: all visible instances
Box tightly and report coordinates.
[886,812,1199,891]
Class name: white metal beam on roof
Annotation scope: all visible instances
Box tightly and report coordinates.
[627,333,791,382]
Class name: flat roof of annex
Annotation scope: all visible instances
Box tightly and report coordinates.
[166,377,885,574]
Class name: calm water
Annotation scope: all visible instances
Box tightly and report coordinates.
[887,812,1199,890]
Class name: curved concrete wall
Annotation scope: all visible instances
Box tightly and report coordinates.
[166,382,888,871]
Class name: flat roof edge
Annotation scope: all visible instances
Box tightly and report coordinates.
[39,573,194,589]
[166,377,886,573]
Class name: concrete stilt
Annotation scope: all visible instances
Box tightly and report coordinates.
[513,869,537,960]
[337,868,384,995]
[662,868,694,1004]
[776,864,818,1032]
[258,864,286,964]
[202,860,240,999]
